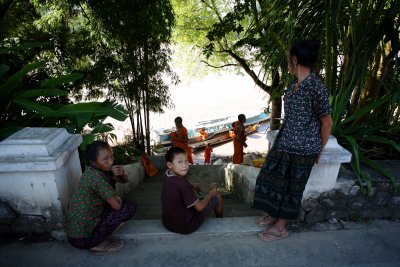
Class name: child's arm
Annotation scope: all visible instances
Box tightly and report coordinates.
[193,187,217,212]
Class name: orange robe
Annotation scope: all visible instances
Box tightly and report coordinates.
[204,146,213,164]
[172,126,192,163]
[187,146,193,164]
[199,129,208,140]
[172,127,188,149]
[232,121,246,164]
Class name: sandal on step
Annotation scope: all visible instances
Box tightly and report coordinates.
[90,240,112,252]
[91,240,125,256]
[257,229,289,242]
[255,215,277,226]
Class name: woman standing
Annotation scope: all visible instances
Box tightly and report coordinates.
[253,40,333,241]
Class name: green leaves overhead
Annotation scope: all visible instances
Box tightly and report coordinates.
[173,0,399,192]
[1,1,175,153]
[40,73,84,88]
[0,62,45,99]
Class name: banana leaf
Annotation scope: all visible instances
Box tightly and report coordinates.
[0,64,10,80]
[40,73,84,88]
[0,62,45,99]
[13,98,57,115]
[54,102,112,117]
[15,89,67,98]
[91,122,114,134]
[107,102,129,121]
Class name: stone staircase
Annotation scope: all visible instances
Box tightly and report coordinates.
[125,165,263,220]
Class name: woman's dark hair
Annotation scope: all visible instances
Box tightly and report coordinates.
[238,114,246,122]
[289,40,320,68]
[86,140,111,164]
[165,146,186,163]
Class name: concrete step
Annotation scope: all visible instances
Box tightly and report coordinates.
[112,216,264,240]
[125,164,257,220]
[131,199,262,218]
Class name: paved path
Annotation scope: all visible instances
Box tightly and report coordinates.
[2,161,398,266]
[1,219,400,267]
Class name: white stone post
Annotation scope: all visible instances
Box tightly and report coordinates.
[267,130,352,198]
[224,131,353,207]
[0,128,82,232]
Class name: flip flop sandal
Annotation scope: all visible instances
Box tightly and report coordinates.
[90,239,112,252]
[257,229,289,242]
[255,215,277,226]
[92,240,125,256]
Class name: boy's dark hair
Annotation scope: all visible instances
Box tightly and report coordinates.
[174,116,183,124]
[86,140,110,164]
[238,114,246,122]
[165,146,186,163]
[289,40,320,68]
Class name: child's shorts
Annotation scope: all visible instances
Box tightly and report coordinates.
[198,196,219,220]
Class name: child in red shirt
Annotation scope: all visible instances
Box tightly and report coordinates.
[204,143,213,165]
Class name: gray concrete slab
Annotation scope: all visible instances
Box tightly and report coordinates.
[1,219,400,267]
[112,217,266,239]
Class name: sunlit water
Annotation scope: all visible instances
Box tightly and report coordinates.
[105,72,271,164]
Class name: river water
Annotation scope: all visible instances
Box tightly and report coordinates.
[106,72,271,163]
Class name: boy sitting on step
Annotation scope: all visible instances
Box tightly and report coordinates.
[161,147,223,234]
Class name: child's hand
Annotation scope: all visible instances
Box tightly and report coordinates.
[208,187,217,197]
[192,182,202,194]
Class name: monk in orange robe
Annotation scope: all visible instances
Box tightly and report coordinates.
[204,143,213,165]
[232,114,247,164]
[199,128,208,141]
[171,116,188,148]
[171,116,193,164]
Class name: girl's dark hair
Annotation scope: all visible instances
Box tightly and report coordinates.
[165,146,186,163]
[238,114,246,122]
[86,140,111,164]
[289,40,320,68]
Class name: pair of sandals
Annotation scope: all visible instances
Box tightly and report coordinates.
[255,215,289,242]
[90,240,125,256]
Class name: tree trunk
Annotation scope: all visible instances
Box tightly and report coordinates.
[269,71,282,130]
[143,41,151,154]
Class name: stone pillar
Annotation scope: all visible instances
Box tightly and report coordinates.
[0,128,82,233]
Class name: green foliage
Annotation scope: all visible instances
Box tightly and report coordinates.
[0,47,128,147]
[173,0,400,193]
[112,141,141,165]
[1,1,177,155]
[325,0,400,193]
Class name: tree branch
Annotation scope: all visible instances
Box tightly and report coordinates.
[225,49,271,94]
[200,60,238,68]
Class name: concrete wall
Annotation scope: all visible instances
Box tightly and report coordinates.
[224,131,400,223]
[0,128,147,234]
[0,128,82,232]
[226,133,352,205]
[116,162,145,197]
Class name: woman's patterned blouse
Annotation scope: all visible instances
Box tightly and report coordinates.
[64,166,115,238]
[274,72,332,155]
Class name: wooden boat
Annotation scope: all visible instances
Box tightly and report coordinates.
[190,123,261,150]
[155,111,269,147]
